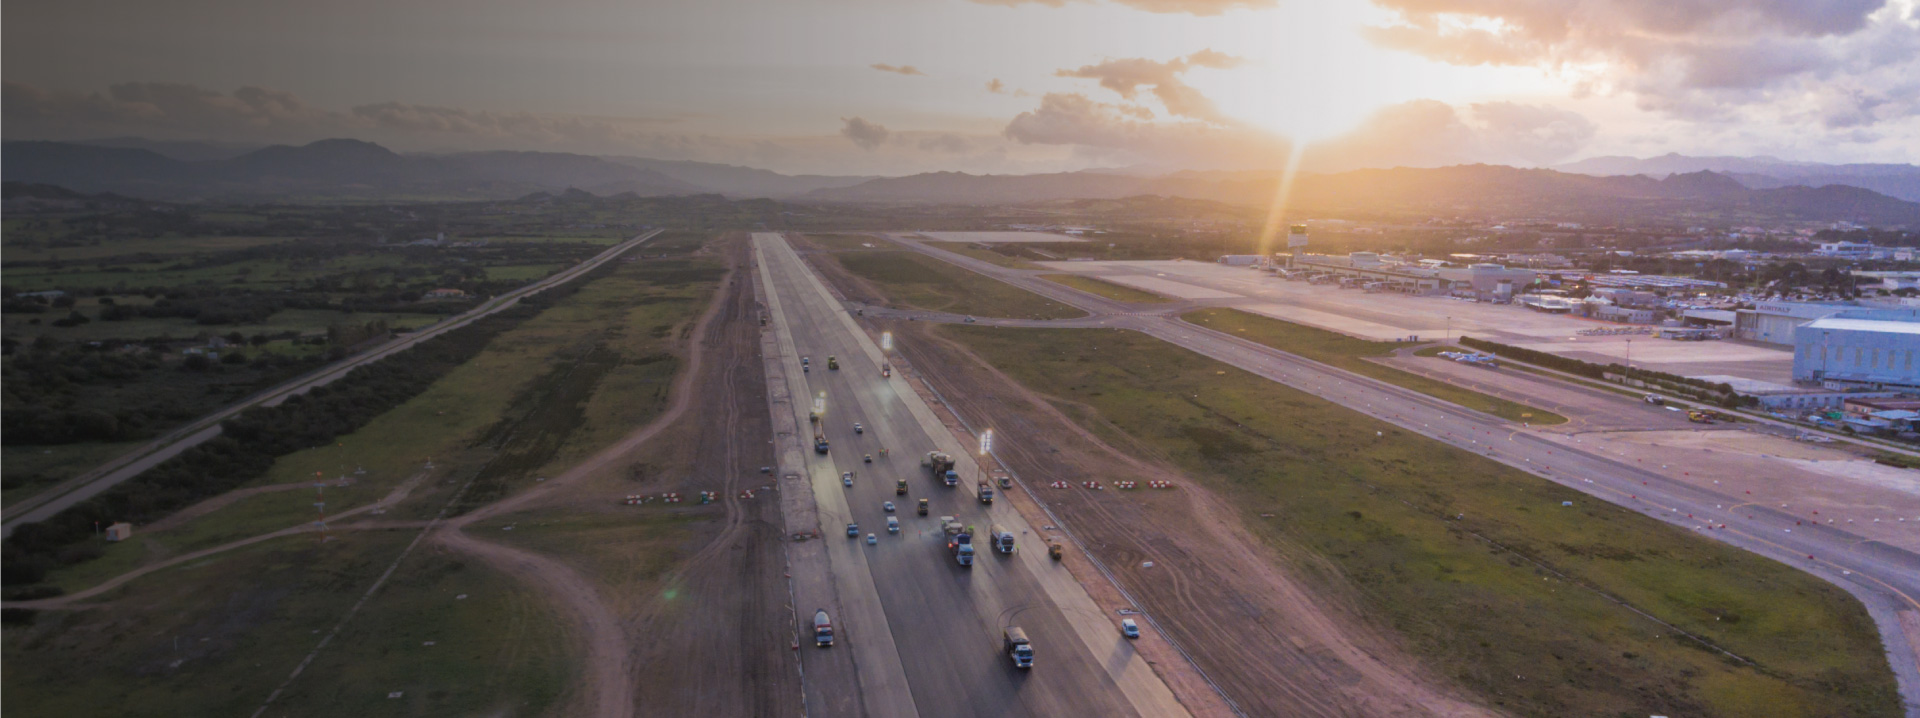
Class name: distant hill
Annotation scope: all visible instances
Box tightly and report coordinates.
[607,157,875,198]
[0,139,709,201]
[72,137,266,162]
[805,164,1920,226]
[1558,153,1920,202]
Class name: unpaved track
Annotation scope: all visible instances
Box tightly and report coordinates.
[9,472,430,609]
[619,235,799,716]
[433,237,746,718]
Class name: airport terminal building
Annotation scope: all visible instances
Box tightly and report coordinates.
[1290,253,1536,298]
[1793,317,1920,390]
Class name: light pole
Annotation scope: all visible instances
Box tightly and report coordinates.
[978,428,994,484]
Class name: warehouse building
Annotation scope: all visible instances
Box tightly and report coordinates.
[1793,317,1920,389]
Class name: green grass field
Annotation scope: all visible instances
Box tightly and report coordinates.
[1,235,295,262]
[943,325,1897,718]
[2,531,570,717]
[37,244,724,593]
[2,308,445,343]
[831,251,1084,320]
[1185,308,1566,425]
[922,241,1046,269]
[1039,273,1172,303]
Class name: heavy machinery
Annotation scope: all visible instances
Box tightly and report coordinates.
[917,498,929,515]
[942,517,975,567]
[1048,542,1064,561]
[1003,627,1034,668]
[827,355,840,370]
[814,609,834,647]
[990,469,1012,489]
[896,478,908,495]
[815,433,830,454]
[989,525,1015,554]
[977,480,994,504]
[1688,410,1720,424]
[924,451,958,486]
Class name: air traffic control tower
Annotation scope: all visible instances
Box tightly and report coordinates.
[1286,224,1309,267]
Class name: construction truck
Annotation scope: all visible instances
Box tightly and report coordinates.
[990,525,1016,554]
[881,362,892,378]
[990,469,1012,489]
[814,433,830,454]
[827,355,839,370]
[917,498,929,515]
[1003,627,1034,668]
[1048,542,1064,561]
[813,609,834,647]
[925,451,957,485]
[1688,410,1722,424]
[942,517,975,567]
[896,478,909,495]
[978,480,994,504]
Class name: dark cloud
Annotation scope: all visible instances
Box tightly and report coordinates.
[839,116,891,150]
[1054,50,1245,123]
[1365,0,1917,127]
[968,0,1276,15]
[870,64,927,76]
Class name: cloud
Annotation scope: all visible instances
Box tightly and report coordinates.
[1364,0,1920,127]
[839,116,892,150]
[968,0,1277,15]
[1301,99,1597,170]
[870,63,927,76]
[1003,90,1598,171]
[1004,92,1289,168]
[1054,50,1246,123]
[987,78,1006,94]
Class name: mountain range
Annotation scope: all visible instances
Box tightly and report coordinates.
[4,139,1917,226]
[1557,153,1920,202]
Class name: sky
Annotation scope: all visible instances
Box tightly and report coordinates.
[3,0,1918,175]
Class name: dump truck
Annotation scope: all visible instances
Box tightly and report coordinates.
[827,355,839,370]
[978,480,994,504]
[814,433,830,454]
[1003,627,1034,668]
[813,609,834,647]
[1048,542,1063,560]
[942,517,975,567]
[990,525,1016,554]
[990,469,1012,489]
[896,478,909,495]
[925,451,954,475]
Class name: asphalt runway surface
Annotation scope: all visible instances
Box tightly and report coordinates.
[754,234,1188,718]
